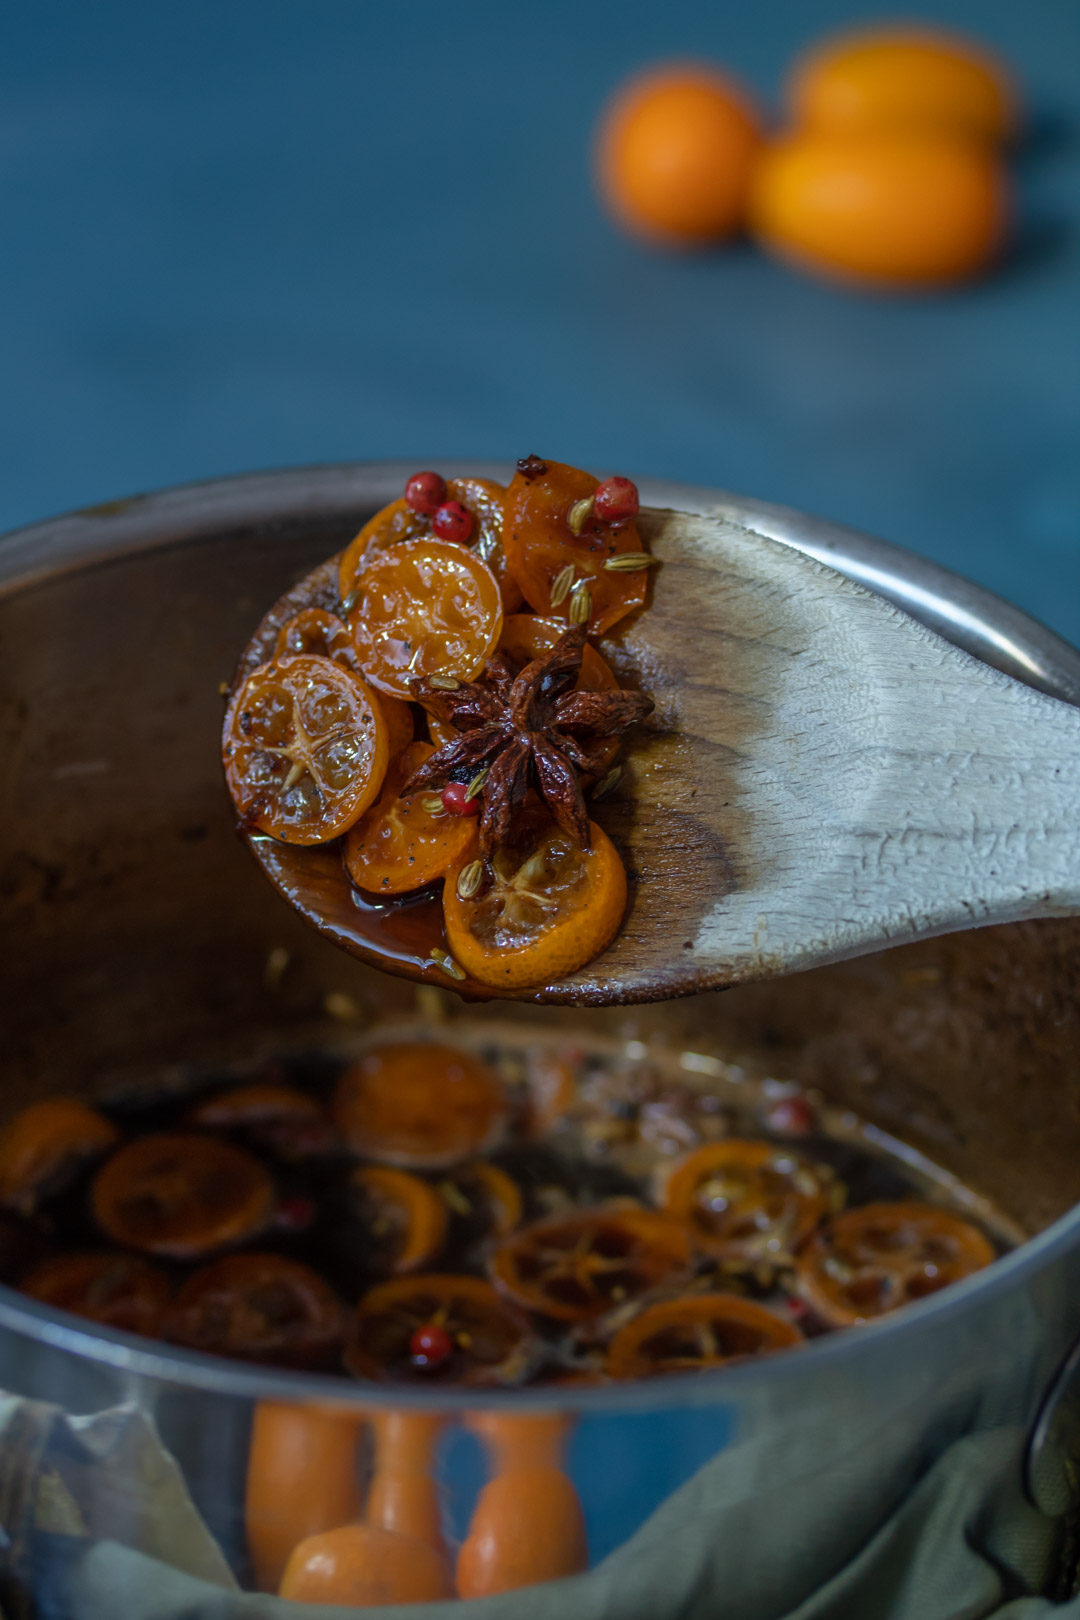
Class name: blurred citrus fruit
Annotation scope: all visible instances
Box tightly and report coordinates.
[787,27,1020,144]
[595,64,763,247]
[749,132,1009,290]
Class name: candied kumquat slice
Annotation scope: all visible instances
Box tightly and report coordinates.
[605,1293,803,1379]
[345,1273,532,1385]
[0,1098,119,1213]
[521,1052,578,1138]
[503,460,650,635]
[663,1139,833,1265]
[223,655,388,844]
[274,607,357,666]
[352,1165,449,1275]
[280,1522,454,1606]
[188,1081,339,1161]
[333,1043,507,1169]
[346,538,503,699]
[339,477,519,611]
[344,740,479,895]
[91,1133,275,1259]
[20,1250,172,1338]
[499,614,617,690]
[164,1252,346,1367]
[489,1204,691,1322]
[795,1200,995,1327]
[374,691,415,759]
[435,1161,523,1260]
[443,815,627,989]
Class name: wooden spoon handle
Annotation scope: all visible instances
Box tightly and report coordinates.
[615,512,1080,990]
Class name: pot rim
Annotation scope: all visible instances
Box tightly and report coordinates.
[2,459,1077,1411]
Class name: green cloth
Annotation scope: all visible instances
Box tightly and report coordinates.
[2,1394,1077,1620]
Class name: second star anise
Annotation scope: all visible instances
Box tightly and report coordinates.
[402,625,653,858]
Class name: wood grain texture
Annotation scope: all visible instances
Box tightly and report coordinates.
[235,508,1080,1004]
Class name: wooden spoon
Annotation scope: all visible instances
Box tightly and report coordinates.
[233,508,1080,1005]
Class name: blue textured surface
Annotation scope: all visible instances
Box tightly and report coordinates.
[1,0,1077,647]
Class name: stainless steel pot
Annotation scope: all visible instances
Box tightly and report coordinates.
[2,464,1079,1614]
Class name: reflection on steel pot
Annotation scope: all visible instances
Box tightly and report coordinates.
[1,465,1079,1614]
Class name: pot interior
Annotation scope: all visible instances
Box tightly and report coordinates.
[1,490,1078,1242]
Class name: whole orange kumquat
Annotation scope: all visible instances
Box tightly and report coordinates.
[749,131,1009,290]
[787,27,1020,145]
[595,63,763,247]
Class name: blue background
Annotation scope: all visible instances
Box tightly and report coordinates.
[2,1,1077,641]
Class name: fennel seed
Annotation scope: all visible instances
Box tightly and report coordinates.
[603,551,654,572]
[456,859,484,900]
[592,765,622,800]
[549,563,576,607]
[429,947,466,982]
[567,496,594,536]
[568,581,592,626]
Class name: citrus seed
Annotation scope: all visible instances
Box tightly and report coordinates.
[592,765,622,799]
[549,563,575,607]
[340,591,359,615]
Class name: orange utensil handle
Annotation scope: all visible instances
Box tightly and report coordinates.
[245,1401,364,1592]
[457,1412,587,1598]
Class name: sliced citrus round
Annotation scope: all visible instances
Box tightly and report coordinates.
[339,477,519,611]
[605,1293,803,1379]
[795,1200,995,1326]
[443,814,627,988]
[499,614,617,690]
[662,1139,832,1265]
[0,1099,119,1214]
[503,460,649,635]
[274,608,357,666]
[188,1082,339,1162]
[346,539,503,699]
[437,1160,523,1249]
[20,1250,172,1338]
[333,1043,507,1169]
[344,740,479,895]
[223,655,388,843]
[489,1204,691,1322]
[374,692,415,759]
[164,1252,346,1367]
[91,1133,275,1259]
[351,1165,449,1275]
[345,1272,532,1385]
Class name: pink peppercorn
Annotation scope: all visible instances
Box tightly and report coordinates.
[593,476,640,524]
[441,783,481,817]
[404,471,448,516]
[432,500,476,544]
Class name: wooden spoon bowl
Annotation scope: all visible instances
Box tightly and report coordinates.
[230,508,1080,1005]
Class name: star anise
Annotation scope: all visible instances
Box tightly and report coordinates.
[402,625,653,858]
